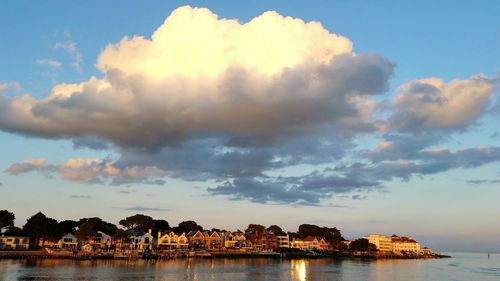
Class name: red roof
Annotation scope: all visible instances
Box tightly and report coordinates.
[303,236,317,242]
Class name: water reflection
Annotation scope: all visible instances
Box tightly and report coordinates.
[291,260,307,281]
[1,254,499,281]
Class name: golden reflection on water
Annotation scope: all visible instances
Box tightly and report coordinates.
[291,259,307,281]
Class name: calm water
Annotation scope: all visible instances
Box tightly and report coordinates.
[0,253,499,281]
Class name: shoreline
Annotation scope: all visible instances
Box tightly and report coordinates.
[0,250,451,261]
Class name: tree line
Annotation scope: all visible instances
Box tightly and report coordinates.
[1,209,375,251]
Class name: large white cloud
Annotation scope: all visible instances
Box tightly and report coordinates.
[0,6,393,148]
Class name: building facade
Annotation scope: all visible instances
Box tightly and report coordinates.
[0,236,30,250]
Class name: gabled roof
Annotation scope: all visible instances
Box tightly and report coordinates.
[188,230,204,238]
[209,231,221,239]
[303,236,318,242]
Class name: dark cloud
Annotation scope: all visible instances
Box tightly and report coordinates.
[466,179,500,185]
[122,206,170,212]
[340,146,500,185]
[208,171,382,205]
[208,177,322,205]
[118,189,135,194]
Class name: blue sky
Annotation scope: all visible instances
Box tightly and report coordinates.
[1,1,499,252]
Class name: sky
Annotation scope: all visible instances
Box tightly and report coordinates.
[0,0,499,252]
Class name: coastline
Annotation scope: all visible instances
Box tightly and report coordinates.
[0,250,451,260]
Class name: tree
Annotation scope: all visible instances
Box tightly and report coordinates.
[112,229,130,248]
[119,214,154,232]
[0,210,15,232]
[153,219,170,233]
[58,220,79,234]
[77,217,118,236]
[3,226,24,236]
[75,222,95,241]
[113,229,129,241]
[296,224,345,248]
[267,225,286,236]
[173,220,203,234]
[23,212,59,248]
[348,238,376,252]
[245,224,266,235]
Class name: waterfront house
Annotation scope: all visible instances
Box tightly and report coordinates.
[90,231,113,250]
[276,234,290,248]
[391,235,421,253]
[207,231,223,250]
[365,234,393,252]
[221,231,237,248]
[234,231,252,249]
[421,247,432,254]
[81,243,93,253]
[303,236,320,250]
[187,230,206,249]
[130,229,154,252]
[290,238,304,250]
[318,238,330,250]
[0,236,30,250]
[59,233,78,249]
[158,231,189,249]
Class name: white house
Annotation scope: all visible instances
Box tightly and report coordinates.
[60,233,78,249]
[130,229,154,252]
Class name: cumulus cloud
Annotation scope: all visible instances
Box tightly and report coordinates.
[36,58,62,68]
[0,6,393,149]
[389,76,496,133]
[2,6,499,205]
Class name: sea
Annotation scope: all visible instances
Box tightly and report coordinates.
[0,252,498,281]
